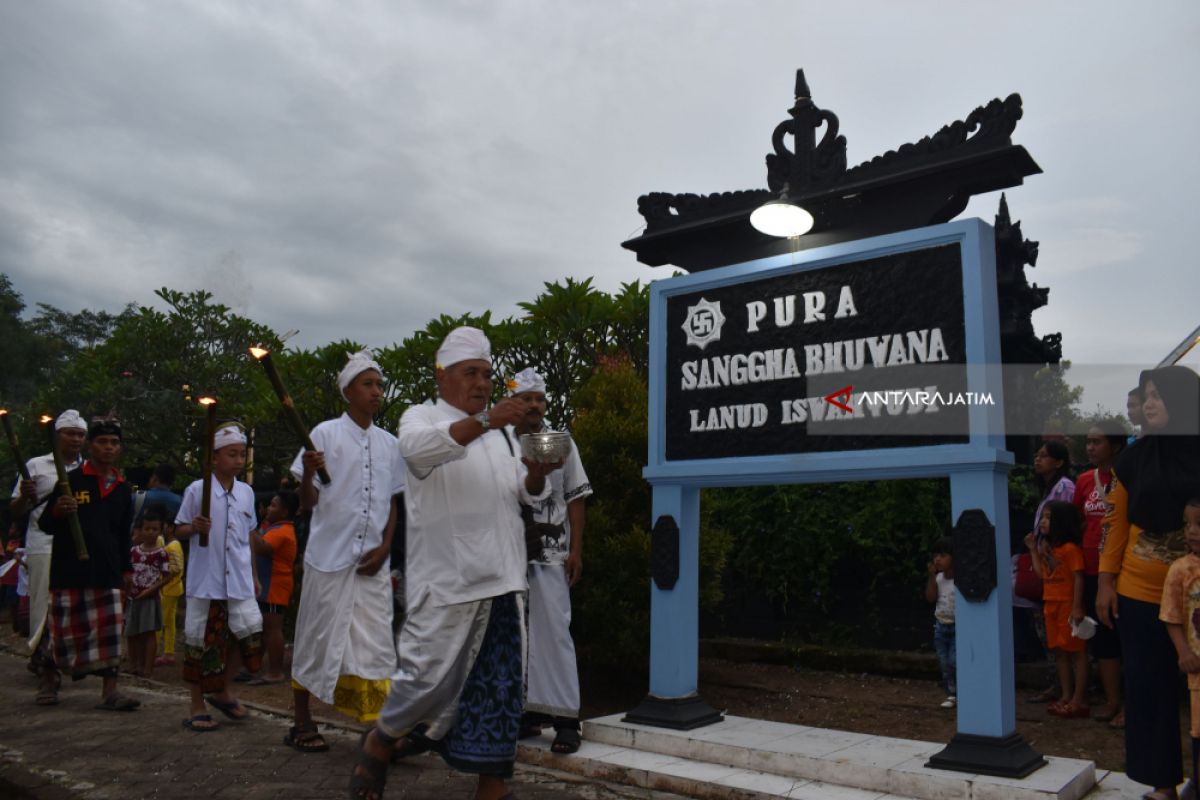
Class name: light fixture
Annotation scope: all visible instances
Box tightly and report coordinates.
[750,190,814,238]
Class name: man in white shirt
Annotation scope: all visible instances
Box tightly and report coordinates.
[287,350,405,753]
[508,367,592,754]
[349,327,560,800]
[10,409,86,697]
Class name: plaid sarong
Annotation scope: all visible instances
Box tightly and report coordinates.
[50,588,123,679]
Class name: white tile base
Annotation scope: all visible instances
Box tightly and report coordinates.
[515,714,1112,800]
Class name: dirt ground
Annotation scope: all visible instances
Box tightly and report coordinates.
[4,626,1170,774]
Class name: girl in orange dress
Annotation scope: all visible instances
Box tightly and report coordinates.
[1026,500,1088,718]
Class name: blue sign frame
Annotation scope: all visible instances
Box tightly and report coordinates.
[642,218,1018,741]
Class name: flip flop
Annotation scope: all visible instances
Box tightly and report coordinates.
[182,714,219,732]
[247,676,286,686]
[205,695,249,721]
[95,693,141,711]
[35,689,60,706]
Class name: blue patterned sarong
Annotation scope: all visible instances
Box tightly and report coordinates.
[440,592,524,777]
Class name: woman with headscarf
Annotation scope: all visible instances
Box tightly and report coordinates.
[1098,365,1200,800]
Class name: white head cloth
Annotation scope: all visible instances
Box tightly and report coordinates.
[337,350,384,397]
[435,327,491,370]
[213,424,248,451]
[55,409,87,432]
[506,367,546,396]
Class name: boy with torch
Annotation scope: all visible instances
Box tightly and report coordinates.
[285,350,405,752]
[174,421,262,731]
[8,409,87,703]
[36,417,139,709]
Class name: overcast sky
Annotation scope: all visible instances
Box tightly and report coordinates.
[2,1,1198,410]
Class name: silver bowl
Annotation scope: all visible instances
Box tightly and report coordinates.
[519,431,572,463]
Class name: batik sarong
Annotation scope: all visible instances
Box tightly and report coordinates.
[379,590,525,778]
[182,597,262,693]
[50,587,123,679]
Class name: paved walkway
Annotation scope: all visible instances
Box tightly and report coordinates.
[0,649,677,800]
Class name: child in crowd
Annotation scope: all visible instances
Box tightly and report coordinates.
[1159,497,1200,798]
[1026,500,1088,718]
[125,507,170,677]
[175,422,262,732]
[2,532,22,632]
[250,491,298,684]
[156,516,185,666]
[924,537,956,709]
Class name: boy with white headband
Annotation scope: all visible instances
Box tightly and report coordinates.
[11,408,87,700]
[286,350,405,753]
[175,421,263,731]
[508,367,592,754]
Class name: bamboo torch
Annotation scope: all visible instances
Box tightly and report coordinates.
[38,415,88,560]
[0,410,32,482]
[248,346,331,484]
[197,396,216,547]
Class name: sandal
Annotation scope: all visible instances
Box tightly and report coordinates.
[182,714,219,732]
[95,693,141,711]
[35,689,60,706]
[389,734,431,763]
[349,728,396,800]
[1109,710,1125,729]
[551,727,581,754]
[205,695,249,721]
[284,722,330,753]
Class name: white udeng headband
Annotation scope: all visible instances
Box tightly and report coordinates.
[213,424,247,450]
[435,326,491,369]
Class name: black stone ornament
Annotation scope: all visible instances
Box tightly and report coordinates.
[651,515,680,591]
[953,509,997,602]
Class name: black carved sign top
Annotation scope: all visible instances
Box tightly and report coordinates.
[664,243,969,460]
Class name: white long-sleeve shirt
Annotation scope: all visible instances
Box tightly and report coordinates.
[399,398,548,607]
[290,414,407,573]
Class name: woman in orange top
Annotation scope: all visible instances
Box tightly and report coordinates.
[1026,501,1088,717]
[1097,365,1200,800]
[250,491,299,685]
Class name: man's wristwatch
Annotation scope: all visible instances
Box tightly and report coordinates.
[474,411,490,430]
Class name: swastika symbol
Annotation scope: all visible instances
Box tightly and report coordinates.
[681,298,725,350]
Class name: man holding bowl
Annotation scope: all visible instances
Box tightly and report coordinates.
[350,327,561,800]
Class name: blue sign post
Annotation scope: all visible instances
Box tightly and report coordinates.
[624,218,1045,778]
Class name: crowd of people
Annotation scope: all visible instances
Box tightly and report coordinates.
[1,326,590,800]
[4,336,1198,800]
[926,365,1200,800]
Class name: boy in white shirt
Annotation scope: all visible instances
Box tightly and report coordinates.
[175,423,262,732]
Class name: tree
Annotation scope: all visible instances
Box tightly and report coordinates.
[34,288,281,479]
[570,354,731,667]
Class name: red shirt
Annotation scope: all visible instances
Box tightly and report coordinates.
[1072,469,1112,576]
